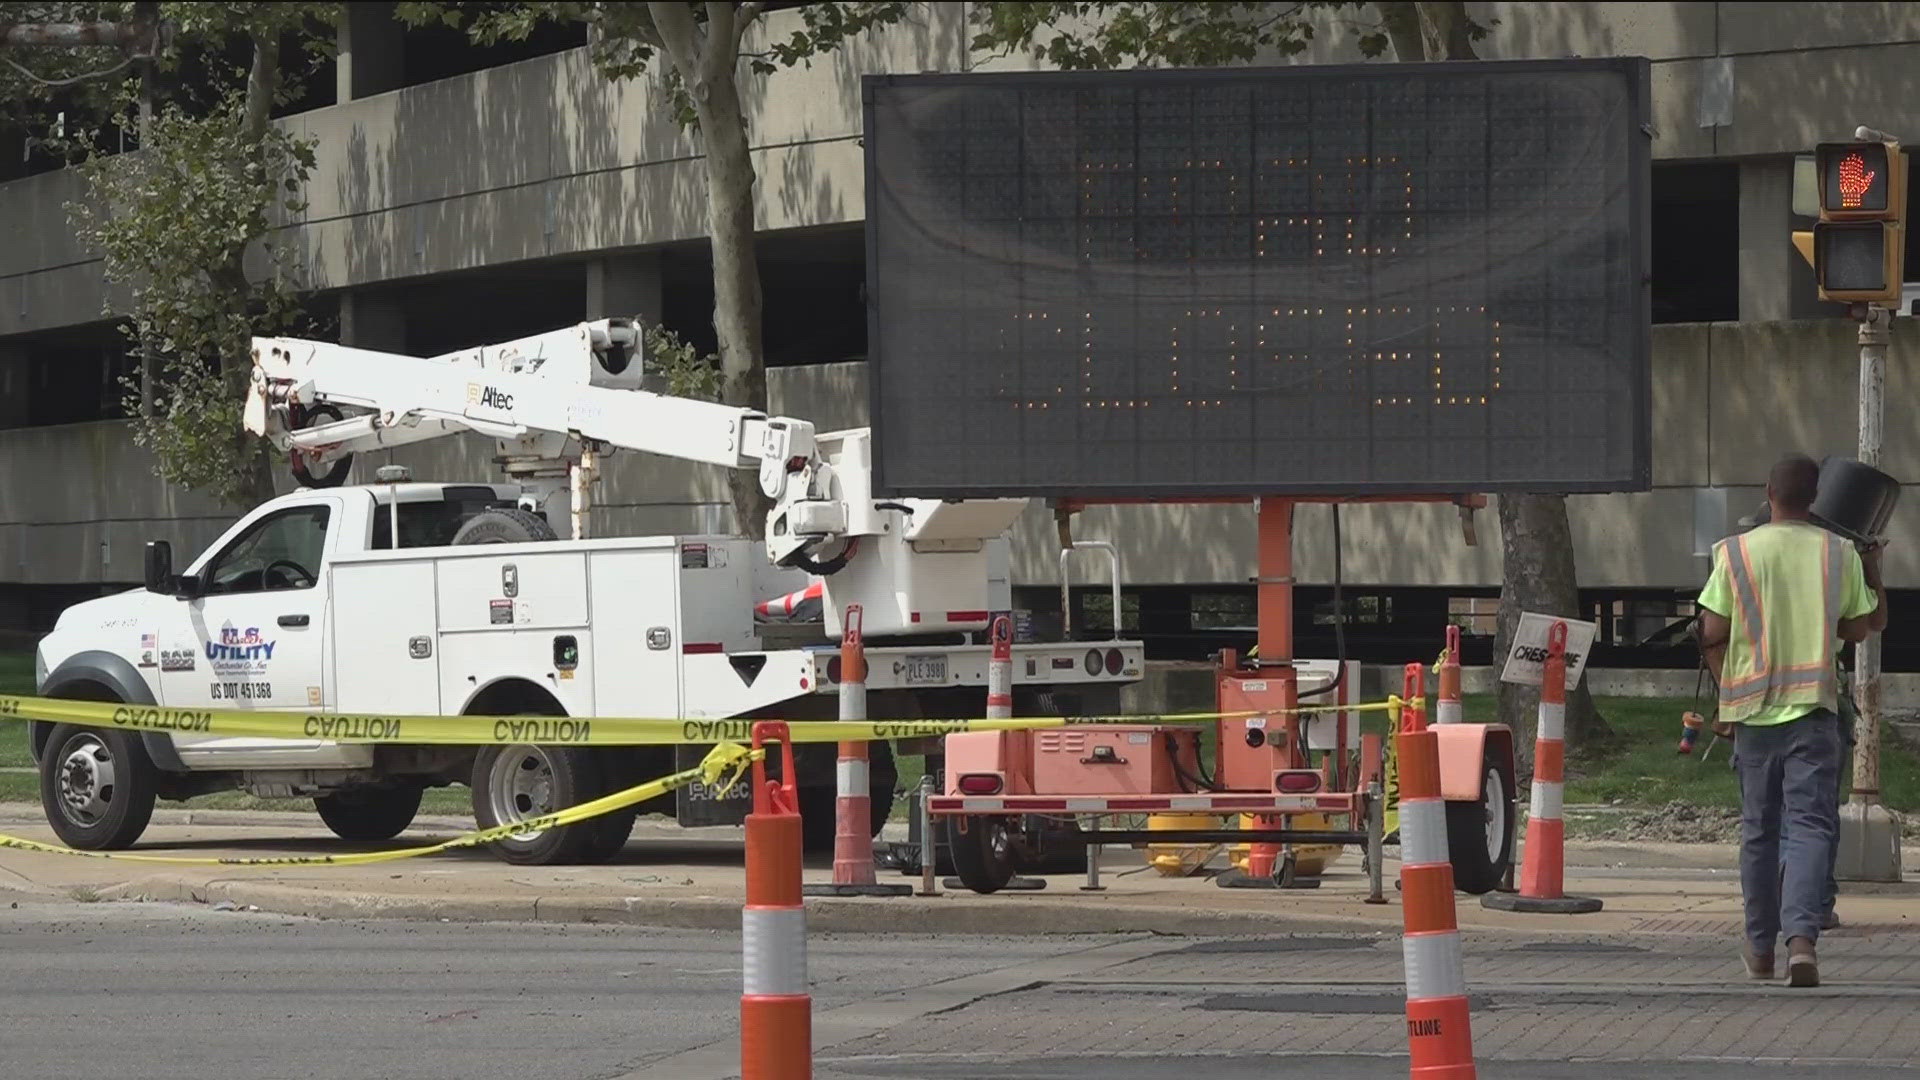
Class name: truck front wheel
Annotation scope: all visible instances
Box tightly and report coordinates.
[39,724,158,850]
[471,744,603,865]
[314,784,423,841]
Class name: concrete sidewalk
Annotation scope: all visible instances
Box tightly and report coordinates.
[3,803,1918,937]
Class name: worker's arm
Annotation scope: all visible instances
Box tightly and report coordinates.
[1838,542,1889,641]
[1697,609,1731,683]
[1695,547,1733,682]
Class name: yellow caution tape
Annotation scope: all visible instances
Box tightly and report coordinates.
[0,743,761,867]
[0,693,1401,747]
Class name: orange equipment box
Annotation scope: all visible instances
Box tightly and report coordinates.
[1029,726,1204,795]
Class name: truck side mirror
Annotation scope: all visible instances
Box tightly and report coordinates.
[143,541,173,594]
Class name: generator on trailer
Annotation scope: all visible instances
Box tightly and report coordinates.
[28,318,1144,864]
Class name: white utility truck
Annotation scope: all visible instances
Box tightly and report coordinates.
[29,318,1143,864]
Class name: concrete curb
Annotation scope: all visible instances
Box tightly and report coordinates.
[88,873,1434,937]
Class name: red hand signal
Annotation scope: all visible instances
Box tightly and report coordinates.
[1839,152,1877,209]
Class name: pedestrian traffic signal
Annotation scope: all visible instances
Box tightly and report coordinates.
[1811,140,1906,303]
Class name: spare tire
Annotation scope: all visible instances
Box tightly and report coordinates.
[451,507,558,545]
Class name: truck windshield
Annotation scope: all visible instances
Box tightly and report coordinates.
[371,488,516,549]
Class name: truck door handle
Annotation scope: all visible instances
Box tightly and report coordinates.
[278,614,310,628]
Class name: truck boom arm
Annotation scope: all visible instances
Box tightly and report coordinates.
[245,319,836,563]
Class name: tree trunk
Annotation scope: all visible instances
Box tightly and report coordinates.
[222,34,282,507]
[1493,494,1611,757]
[1415,0,1480,61]
[1375,2,1427,62]
[689,65,772,538]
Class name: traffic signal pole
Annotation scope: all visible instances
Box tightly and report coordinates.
[1840,303,1901,882]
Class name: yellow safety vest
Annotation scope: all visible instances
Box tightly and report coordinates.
[1712,524,1847,724]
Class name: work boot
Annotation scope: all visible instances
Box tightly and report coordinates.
[1787,937,1819,988]
[1822,909,1841,931]
[1742,946,1774,981]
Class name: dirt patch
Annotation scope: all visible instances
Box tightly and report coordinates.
[1558,800,1743,844]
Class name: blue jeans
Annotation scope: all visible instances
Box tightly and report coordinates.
[1776,705,1852,918]
[1735,710,1843,953]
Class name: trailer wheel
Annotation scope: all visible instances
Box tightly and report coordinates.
[451,508,557,545]
[945,814,1018,894]
[314,784,422,841]
[1445,751,1515,896]
[39,723,158,850]
[471,744,603,865]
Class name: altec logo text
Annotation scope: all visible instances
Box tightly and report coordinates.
[467,383,514,410]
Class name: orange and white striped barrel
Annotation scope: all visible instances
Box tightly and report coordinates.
[1483,621,1601,915]
[1519,621,1569,899]
[987,615,1014,720]
[835,607,873,885]
[1396,663,1477,1079]
[743,721,810,1080]
[755,581,823,620]
[1435,625,1463,725]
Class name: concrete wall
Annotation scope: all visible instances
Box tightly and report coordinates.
[11,3,1920,335]
[6,3,1920,596]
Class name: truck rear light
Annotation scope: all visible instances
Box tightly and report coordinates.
[825,656,842,683]
[1084,649,1101,675]
[957,773,1004,795]
[1104,648,1124,675]
[1274,770,1322,794]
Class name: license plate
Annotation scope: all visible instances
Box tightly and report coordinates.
[899,654,948,686]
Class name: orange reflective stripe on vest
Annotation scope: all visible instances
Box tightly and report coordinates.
[1718,529,1845,711]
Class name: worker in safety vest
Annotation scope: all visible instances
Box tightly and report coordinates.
[1697,454,1887,989]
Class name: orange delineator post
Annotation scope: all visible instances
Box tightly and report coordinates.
[742,721,810,1080]
[987,616,1014,720]
[1396,663,1477,1080]
[1435,625,1463,725]
[1482,620,1602,914]
[805,605,908,898]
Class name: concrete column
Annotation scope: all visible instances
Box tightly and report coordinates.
[338,292,408,352]
[336,1,405,104]
[1738,158,1796,324]
[0,347,27,428]
[585,254,665,323]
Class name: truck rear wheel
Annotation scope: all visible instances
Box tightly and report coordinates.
[797,741,897,853]
[39,723,158,850]
[1445,750,1516,896]
[314,784,423,841]
[471,744,603,865]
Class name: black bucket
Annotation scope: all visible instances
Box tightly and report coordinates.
[1810,457,1901,543]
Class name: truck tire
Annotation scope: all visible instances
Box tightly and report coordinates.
[1445,750,1516,896]
[451,508,557,545]
[945,814,1018,894]
[39,723,159,850]
[314,784,423,841]
[471,744,603,865]
[797,741,897,853]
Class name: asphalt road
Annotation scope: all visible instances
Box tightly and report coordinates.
[3,898,1917,1080]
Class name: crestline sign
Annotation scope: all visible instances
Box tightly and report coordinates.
[1498,613,1599,689]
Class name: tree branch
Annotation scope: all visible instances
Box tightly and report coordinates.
[701,1,739,81]
[241,30,280,142]
[647,1,702,75]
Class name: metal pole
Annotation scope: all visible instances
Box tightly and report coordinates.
[1081,820,1104,892]
[916,775,939,896]
[1837,304,1902,883]
[1365,777,1386,905]
[1852,307,1887,806]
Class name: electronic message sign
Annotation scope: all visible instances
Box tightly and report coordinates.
[862,58,1651,498]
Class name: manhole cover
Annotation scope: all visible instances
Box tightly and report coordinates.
[1199,993,1403,1015]
[1510,941,1650,955]
[1177,937,1379,955]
